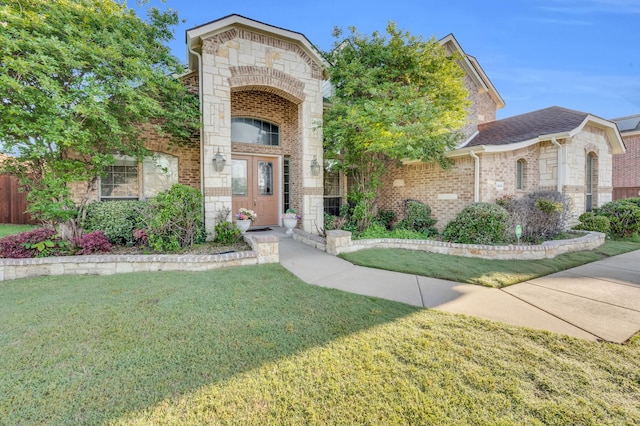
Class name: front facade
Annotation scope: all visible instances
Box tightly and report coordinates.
[76,15,624,235]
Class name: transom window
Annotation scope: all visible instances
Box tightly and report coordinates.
[231,117,279,146]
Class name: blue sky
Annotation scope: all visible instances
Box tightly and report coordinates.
[135,0,640,120]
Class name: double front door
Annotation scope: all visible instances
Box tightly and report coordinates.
[231,155,279,226]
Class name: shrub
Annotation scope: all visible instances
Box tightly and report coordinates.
[373,208,396,230]
[395,199,438,236]
[144,184,206,251]
[214,221,242,245]
[83,201,146,245]
[74,231,112,255]
[0,228,58,258]
[442,203,511,245]
[574,212,611,234]
[594,200,640,238]
[133,229,148,246]
[505,191,571,242]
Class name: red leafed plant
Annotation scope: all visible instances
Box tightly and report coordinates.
[74,231,112,255]
[0,228,58,258]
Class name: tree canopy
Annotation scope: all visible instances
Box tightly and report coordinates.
[0,0,199,232]
[323,23,470,229]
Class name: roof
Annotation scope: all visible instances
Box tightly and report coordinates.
[185,14,328,74]
[467,106,589,147]
[612,114,640,134]
[439,34,505,111]
[452,106,625,156]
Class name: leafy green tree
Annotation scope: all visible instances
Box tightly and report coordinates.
[0,0,199,238]
[323,23,469,230]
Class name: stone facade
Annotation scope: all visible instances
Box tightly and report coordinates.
[189,17,326,235]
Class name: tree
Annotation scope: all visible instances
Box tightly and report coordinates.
[323,23,469,230]
[0,0,199,238]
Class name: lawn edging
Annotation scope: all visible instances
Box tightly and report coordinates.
[320,230,606,260]
[0,234,279,282]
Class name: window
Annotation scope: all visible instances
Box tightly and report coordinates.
[516,159,526,190]
[100,153,178,201]
[324,170,342,216]
[586,152,595,211]
[101,156,139,200]
[231,117,279,146]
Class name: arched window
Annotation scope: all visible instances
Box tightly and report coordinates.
[516,159,526,190]
[231,117,279,146]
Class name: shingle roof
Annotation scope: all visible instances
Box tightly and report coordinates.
[466,106,590,147]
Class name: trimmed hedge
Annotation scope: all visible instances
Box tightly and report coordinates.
[83,201,147,245]
[442,203,511,245]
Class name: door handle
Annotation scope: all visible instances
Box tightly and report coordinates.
[253,198,257,207]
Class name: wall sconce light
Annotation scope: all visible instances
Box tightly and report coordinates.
[310,155,321,177]
[212,147,226,172]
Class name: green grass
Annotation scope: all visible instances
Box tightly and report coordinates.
[1,265,639,424]
[340,238,640,287]
[0,223,35,238]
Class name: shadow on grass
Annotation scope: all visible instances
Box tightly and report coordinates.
[0,264,418,424]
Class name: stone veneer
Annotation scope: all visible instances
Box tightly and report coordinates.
[0,234,278,282]
[323,230,605,260]
[197,24,324,236]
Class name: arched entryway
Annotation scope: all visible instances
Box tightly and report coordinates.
[230,89,301,226]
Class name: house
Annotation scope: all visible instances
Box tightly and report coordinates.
[79,14,328,237]
[612,114,640,200]
[379,105,626,227]
[78,14,624,235]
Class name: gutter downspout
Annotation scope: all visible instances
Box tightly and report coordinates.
[188,46,206,221]
[551,137,563,193]
[469,150,480,202]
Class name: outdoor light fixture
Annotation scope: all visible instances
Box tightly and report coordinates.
[310,155,321,176]
[212,147,226,172]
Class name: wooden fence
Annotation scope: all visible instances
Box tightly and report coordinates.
[0,174,38,224]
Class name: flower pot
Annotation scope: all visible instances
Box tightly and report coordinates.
[235,219,251,234]
[283,218,298,235]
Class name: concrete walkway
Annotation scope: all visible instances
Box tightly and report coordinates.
[273,230,640,343]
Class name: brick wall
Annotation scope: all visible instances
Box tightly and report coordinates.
[138,122,201,189]
[613,133,640,188]
[477,144,540,201]
[378,158,475,229]
[230,90,302,214]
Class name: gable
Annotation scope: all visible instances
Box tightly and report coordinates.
[186,14,328,79]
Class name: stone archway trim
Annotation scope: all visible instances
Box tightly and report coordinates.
[229,66,306,104]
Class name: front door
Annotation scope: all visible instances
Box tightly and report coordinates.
[232,155,279,226]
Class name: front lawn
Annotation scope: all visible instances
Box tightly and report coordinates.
[340,238,640,287]
[1,265,639,424]
[0,223,35,238]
